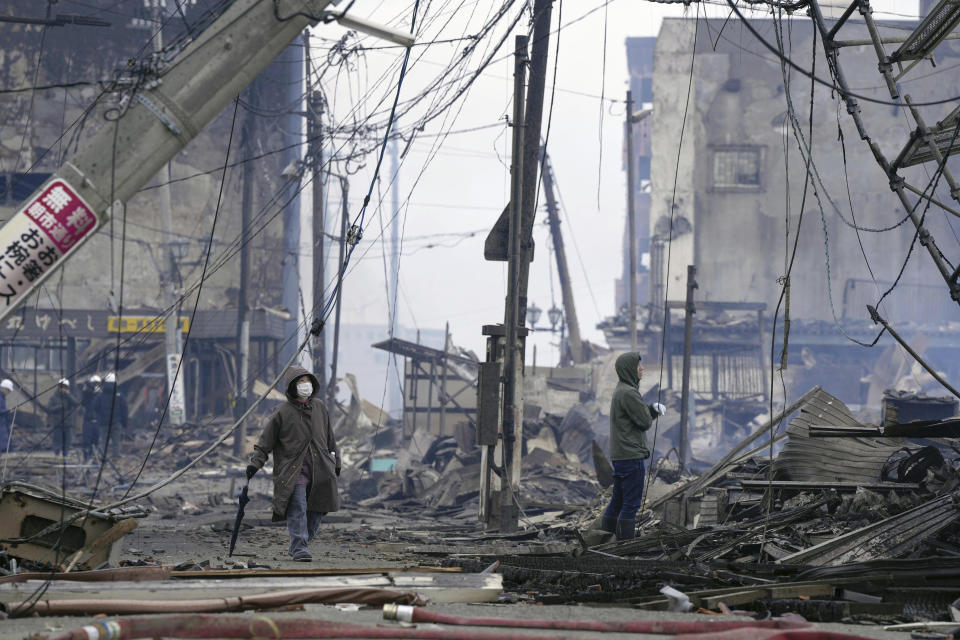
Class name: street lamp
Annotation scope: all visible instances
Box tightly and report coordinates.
[525,302,542,329]
[547,305,563,331]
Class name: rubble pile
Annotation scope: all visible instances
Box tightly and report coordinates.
[330,374,605,516]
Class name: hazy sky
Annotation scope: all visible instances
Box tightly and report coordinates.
[311,0,919,365]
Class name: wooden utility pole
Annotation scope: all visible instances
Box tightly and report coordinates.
[500,34,528,533]
[516,0,555,307]
[539,150,584,363]
[679,264,698,471]
[626,90,638,352]
[234,82,256,457]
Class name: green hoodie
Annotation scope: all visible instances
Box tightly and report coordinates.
[609,352,655,461]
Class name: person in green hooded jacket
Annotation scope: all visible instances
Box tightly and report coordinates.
[601,352,665,540]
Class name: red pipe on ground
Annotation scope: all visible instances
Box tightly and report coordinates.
[382,604,812,634]
[45,613,886,640]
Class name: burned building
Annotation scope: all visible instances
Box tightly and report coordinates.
[0,1,304,418]
[609,14,960,408]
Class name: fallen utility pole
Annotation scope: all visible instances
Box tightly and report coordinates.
[539,150,584,364]
[679,264,697,471]
[0,0,335,325]
[500,34,529,534]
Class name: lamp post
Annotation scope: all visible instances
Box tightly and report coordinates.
[525,303,542,329]
[526,302,568,366]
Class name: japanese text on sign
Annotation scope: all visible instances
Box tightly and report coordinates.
[0,179,98,311]
[107,316,190,333]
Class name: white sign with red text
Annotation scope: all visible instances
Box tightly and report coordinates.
[0,178,98,313]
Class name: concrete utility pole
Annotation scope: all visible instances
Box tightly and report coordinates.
[539,150,584,364]
[679,264,698,471]
[281,37,306,368]
[500,34,528,534]
[390,128,401,337]
[307,50,327,393]
[328,177,348,407]
[626,90,638,352]
[389,124,401,413]
[154,1,187,426]
[0,0,336,325]
[234,82,257,457]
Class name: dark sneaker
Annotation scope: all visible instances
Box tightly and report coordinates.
[293,552,312,562]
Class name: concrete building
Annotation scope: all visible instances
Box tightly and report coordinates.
[619,13,960,406]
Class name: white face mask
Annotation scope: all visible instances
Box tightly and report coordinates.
[296,381,313,398]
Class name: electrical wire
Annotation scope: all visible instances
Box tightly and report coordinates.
[724,0,960,107]
[122,98,241,500]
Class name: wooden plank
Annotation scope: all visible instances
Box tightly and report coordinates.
[0,573,502,604]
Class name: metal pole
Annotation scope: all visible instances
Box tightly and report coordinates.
[679,265,698,471]
[500,34,528,534]
[328,177,347,406]
[234,82,256,457]
[626,90,638,352]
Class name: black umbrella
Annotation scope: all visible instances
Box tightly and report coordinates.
[228,483,250,557]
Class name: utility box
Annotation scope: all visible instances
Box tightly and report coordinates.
[0,482,142,569]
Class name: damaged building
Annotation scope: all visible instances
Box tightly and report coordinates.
[0,1,302,420]
[604,12,960,418]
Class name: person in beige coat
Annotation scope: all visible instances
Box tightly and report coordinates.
[247,366,340,561]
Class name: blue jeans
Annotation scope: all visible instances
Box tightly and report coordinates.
[603,458,646,522]
[285,483,323,557]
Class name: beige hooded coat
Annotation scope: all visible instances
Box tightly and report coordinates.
[250,366,340,521]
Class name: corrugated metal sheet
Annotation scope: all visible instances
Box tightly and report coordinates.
[773,389,907,483]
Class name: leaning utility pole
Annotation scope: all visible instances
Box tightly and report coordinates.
[539,150,584,364]
[679,264,698,471]
[500,34,528,534]
[234,82,257,457]
[154,1,186,426]
[625,90,638,352]
[0,0,336,326]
